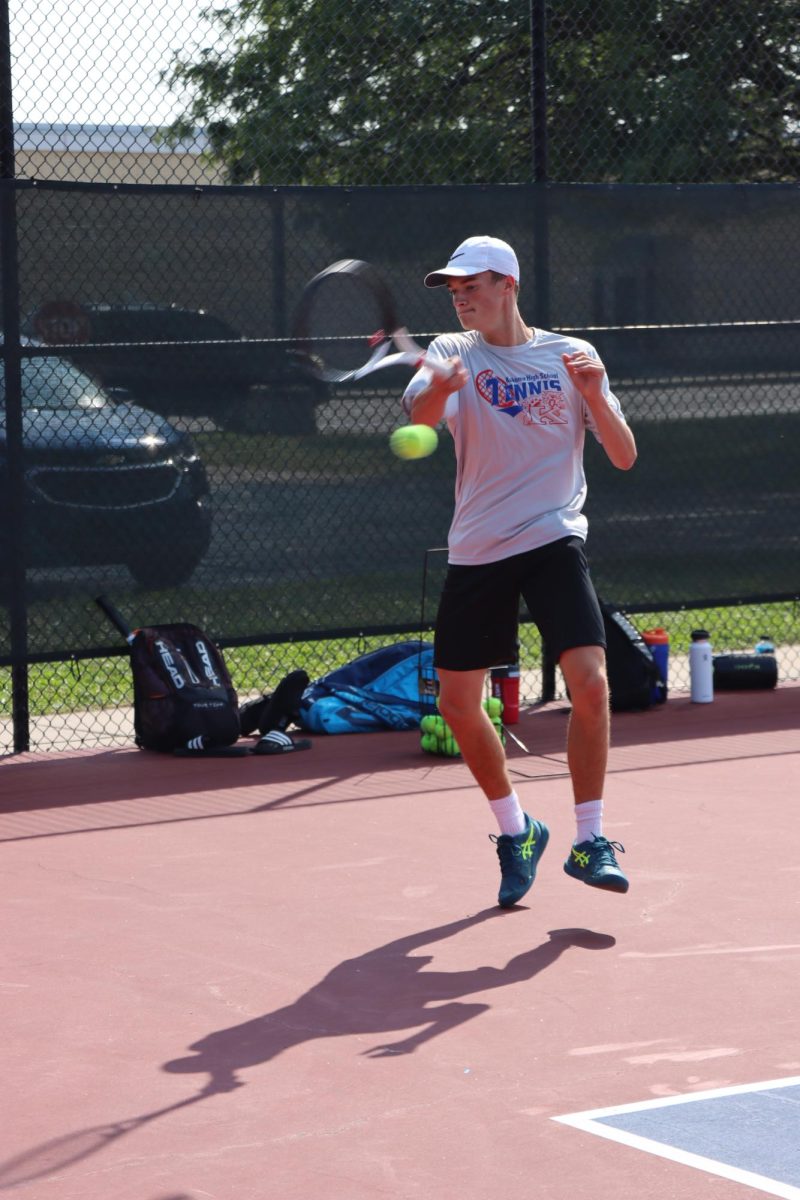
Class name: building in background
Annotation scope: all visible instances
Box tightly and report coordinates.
[14,123,224,185]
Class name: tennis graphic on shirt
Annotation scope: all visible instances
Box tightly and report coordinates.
[475,369,568,425]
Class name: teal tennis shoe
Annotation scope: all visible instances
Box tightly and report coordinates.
[490,814,550,908]
[564,835,629,893]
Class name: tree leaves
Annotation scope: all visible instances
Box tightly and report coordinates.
[162,0,800,184]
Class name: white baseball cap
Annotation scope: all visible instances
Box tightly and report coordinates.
[424,235,519,288]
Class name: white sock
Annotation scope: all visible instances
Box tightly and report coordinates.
[574,799,603,846]
[489,791,527,837]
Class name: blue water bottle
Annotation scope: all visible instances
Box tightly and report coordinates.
[754,635,775,655]
[642,628,669,701]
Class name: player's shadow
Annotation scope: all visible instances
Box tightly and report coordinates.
[0,912,614,1189]
[164,911,615,1087]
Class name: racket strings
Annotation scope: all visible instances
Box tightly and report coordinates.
[296,268,397,382]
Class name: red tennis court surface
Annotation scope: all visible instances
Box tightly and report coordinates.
[2,686,799,1200]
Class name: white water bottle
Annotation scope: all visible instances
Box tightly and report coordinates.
[689,630,713,703]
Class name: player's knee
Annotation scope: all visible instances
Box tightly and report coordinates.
[437,689,478,731]
[569,665,608,714]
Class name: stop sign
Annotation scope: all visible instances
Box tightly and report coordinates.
[32,300,91,345]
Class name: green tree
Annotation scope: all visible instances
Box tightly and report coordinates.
[163,0,800,184]
[547,0,800,182]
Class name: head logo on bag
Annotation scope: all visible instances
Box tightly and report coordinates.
[196,639,221,686]
[155,639,196,690]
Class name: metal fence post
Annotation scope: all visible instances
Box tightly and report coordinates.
[0,0,29,752]
[530,0,551,328]
[271,190,287,338]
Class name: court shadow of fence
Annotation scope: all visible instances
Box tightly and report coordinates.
[1,687,797,838]
[517,686,798,748]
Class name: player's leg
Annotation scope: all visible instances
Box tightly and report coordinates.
[519,536,628,893]
[558,643,609,805]
[436,666,511,800]
[434,560,549,908]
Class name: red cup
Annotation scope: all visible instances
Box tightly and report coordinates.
[490,665,520,723]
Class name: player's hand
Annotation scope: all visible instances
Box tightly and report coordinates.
[408,355,465,423]
[426,354,467,395]
[562,351,605,404]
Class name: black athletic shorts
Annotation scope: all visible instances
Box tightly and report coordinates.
[433,536,606,671]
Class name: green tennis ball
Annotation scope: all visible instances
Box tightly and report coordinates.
[420,715,438,734]
[390,424,438,460]
[485,697,503,718]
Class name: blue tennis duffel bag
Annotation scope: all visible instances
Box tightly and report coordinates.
[298,640,434,734]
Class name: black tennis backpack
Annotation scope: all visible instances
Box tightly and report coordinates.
[96,598,242,754]
[601,601,666,712]
[127,622,242,753]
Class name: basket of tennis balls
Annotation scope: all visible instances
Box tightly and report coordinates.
[420,697,504,757]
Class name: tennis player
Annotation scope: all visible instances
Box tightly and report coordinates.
[403,235,637,907]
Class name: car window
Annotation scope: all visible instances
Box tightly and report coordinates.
[0,358,107,409]
[86,308,238,342]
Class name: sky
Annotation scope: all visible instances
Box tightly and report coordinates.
[10,0,228,127]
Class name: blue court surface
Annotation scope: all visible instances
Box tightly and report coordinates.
[554,1077,800,1198]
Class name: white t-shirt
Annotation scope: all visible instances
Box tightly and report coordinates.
[402,328,626,566]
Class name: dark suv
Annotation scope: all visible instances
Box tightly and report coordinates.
[1,354,211,588]
[28,302,327,432]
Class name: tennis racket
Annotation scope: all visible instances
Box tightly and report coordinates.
[95,593,136,644]
[0,1090,218,1188]
[292,259,453,384]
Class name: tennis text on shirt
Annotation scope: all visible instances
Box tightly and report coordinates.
[474,369,567,423]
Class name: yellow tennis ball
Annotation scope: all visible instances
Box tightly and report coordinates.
[390,424,438,460]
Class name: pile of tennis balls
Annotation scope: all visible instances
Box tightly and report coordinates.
[420,696,504,757]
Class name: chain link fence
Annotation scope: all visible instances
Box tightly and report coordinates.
[2,0,799,754]
[11,0,799,186]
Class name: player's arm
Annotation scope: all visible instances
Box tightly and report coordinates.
[562,351,637,470]
[402,352,465,429]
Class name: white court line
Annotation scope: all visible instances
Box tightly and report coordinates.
[621,944,800,959]
[553,1076,800,1200]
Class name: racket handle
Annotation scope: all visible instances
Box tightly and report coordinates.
[393,329,455,380]
[95,594,136,644]
[424,355,457,379]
